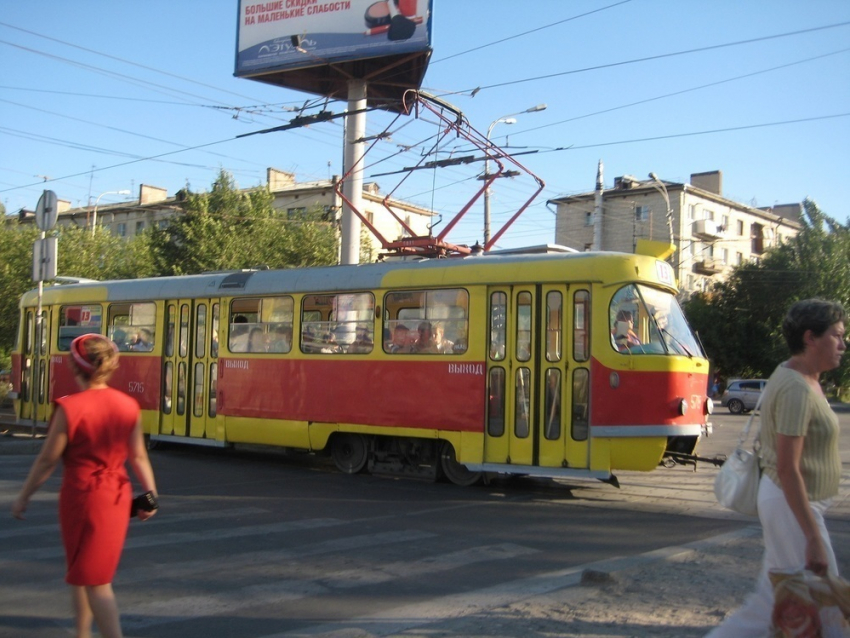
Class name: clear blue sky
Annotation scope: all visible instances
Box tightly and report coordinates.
[2,0,848,250]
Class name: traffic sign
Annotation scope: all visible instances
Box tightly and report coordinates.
[35,190,58,231]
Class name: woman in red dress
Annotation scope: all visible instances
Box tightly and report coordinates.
[12,333,158,638]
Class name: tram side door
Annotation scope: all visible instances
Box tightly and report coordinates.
[187,300,220,441]
[159,299,220,441]
[19,308,51,424]
[483,286,535,466]
[537,285,591,470]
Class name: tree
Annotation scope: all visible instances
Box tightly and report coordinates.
[149,170,338,275]
[685,199,850,394]
[0,222,156,353]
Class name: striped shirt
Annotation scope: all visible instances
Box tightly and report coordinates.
[759,364,841,502]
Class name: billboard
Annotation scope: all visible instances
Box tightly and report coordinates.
[235,0,432,82]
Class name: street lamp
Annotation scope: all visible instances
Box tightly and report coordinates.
[648,172,673,245]
[91,190,130,237]
[483,103,547,248]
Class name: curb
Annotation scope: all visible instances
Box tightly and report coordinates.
[0,431,44,455]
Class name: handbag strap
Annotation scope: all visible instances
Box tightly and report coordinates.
[737,389,765,449]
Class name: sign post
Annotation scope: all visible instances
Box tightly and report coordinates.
[31,190,58,435]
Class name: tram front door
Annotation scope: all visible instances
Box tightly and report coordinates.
[483,285,591,471]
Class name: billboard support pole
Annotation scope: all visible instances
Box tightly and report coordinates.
[340,79,367,265]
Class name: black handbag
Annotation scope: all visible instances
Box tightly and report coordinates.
[130,491,159,517]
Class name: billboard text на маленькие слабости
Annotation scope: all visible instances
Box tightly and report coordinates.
[235,0,432,78]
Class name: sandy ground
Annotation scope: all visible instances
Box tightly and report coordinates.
[388,529,765,638]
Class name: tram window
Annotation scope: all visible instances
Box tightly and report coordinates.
[514,367,531,438]
[489,292,507,361]
[25,311,33,356]
[195,305,207,358]
[38,311,48,356]
[544,368,561,440]
[609,284,702,357]
[179,305,189,358]
[162,362,173,414]
[230,296,294,354]
[516,292,532,362]
[57,305,102,351]
[107,303,156,352]
[176,361,186,415]
[166,305,176,357]
[209,362,217,417]
[487,367,506,437]
[301,293,373,354]
[571,368,589,441]
[546,291,562,362]
[193,363,204,417]
[38,360,46,403]
[384,289,469,355]
[573,291,590,362]
[211,304,220,358]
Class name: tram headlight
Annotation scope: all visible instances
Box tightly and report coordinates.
[677,398,688,416]
[705,397,714,415]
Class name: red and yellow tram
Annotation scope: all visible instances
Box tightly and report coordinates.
[10,250,712,485]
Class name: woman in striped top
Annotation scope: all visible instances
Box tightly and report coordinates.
[706,298,845,637]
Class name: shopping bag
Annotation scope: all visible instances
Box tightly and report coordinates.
[714,446,760,516]
[714,391,764,516]
[770,569,850,638]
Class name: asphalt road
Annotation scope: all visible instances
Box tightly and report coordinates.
[1,406,848,638]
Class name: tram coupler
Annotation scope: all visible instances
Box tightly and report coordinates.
[661,451,727,471]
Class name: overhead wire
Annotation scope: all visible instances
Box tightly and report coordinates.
[437,20,850,96]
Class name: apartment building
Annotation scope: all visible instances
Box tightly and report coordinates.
[14,168,435,262]
[548,167,802,295]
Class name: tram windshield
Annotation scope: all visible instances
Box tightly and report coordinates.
[610,284,702,357]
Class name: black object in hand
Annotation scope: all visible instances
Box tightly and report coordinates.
[130,491,159,517]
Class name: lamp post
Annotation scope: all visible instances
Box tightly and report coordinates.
[483,103,547,248]
[648,172,673,245]
[91,190,130,237]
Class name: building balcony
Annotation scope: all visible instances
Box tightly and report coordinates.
[693,259,724,275]
[692,219,723,240]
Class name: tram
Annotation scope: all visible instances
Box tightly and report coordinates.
[9,249,712,485]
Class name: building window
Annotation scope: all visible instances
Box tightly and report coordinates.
[287,207,307,219]
[116,222,126,237]
[721,248,729,264]
[635,205,649,222]
[721,215,729,231]
[736,252,743,265]
[688,204,697,220]
[585,212,592,226]
[704,209,715,221]
[158,220,169,230]
[135,221,145,234]
[751,223,765,254]
[737,220,744,236]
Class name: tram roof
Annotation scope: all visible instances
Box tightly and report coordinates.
[23,250,674,306]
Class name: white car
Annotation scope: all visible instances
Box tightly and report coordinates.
[720,379,766,414]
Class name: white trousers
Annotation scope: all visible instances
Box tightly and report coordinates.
[704,474,837,637]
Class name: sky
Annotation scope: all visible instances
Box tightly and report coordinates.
[1,0,849,252]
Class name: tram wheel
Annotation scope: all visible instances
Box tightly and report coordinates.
[331,433,369,474]
[439,441,482,487]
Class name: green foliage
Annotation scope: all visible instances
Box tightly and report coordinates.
[149,170,337,274]
[0,170,340,353]
[685,199,850,392]
[0,223,39,351]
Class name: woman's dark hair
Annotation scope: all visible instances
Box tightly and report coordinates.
[782,299,846,354]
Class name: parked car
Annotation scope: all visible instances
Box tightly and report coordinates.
[720,379,766,414]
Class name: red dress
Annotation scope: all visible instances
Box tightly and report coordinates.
[56,387,140,586]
